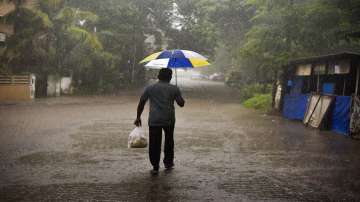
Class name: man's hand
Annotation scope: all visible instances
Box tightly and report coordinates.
[134,118,142,127]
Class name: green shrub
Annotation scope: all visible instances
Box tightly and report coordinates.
[225,71,242,88]
[239,83,272,101]
[243,93,272,112]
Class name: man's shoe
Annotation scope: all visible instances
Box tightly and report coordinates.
[150,168,159,175]
[164,163,174,170]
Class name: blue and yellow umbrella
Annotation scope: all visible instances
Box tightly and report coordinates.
[139,49,210,69]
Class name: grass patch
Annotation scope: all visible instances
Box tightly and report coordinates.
[239,83,272,102]
[243,93,272,112]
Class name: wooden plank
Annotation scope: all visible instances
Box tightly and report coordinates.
[0,75,30,84]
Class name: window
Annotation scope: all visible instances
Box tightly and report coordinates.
[328,60,350,74]
[313,64,326,75]
[296,64,311,76]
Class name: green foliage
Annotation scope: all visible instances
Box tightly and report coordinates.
[0,7,55,72]
[66,26,103,51]
[54,7,98,26]
[1,0,152,93]
[40,0,65,13]
[171,0,218,55]
[67,0,175,87]
[33,9,53,28]
[196,0,360,89]
[239,83,272,102]
[243,93,272,112]
[2,0,360,95]
[225,70,243,88]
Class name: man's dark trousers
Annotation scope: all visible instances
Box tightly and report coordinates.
[149,125,175,169]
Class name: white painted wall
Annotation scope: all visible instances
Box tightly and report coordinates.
[30,74,35,99]
[47,75,60,97]
[60,77,72,95]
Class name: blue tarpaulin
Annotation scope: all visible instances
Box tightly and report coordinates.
[290,77,303,95]
[331,96,351,135]
[283,94,309,120]
[323,83,335,94]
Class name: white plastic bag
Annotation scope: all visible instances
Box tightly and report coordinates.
[128,127,147,148]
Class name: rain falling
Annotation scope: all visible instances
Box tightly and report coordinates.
[1,0,360,201]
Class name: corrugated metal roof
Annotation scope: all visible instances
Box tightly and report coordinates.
[289,52,360,65]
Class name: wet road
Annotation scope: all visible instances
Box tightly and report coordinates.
[1,78,360,201]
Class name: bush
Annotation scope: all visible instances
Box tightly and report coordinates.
[243,93,272,112]
[225,71,242,88]
[239,83,272,101]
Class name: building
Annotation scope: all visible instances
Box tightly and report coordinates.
[279,52,360,138]
[0,0,42,101]
[0,0,15,43]
[0,0,38,43]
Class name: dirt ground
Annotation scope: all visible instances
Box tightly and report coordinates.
[1,78,360,201]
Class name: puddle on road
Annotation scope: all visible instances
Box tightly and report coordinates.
[177,135,223,150]
[70,121,132,152]
[218,172,331,201]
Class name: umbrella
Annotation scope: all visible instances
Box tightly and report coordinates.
[139,49,210,85]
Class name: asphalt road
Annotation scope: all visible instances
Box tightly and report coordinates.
[1,78,360,201]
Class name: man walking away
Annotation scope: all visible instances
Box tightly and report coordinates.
[134,68,185,175]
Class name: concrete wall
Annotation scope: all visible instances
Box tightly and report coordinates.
[61,77,72,95]
[47,75,72,96]
[0,74,35,101]
[0,85,32,101]
[47,75,61,97]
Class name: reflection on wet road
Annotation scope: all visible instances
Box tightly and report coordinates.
[1,78,360,201]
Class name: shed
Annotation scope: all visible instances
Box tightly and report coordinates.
[279,52,360,137]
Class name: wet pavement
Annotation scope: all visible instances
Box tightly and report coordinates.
[1,78,360,201]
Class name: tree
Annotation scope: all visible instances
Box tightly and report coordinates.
[67,0,175,85]
[170,0,218,55]
[2,0,359,95]
[0,3,53,74]
[0,0,121,93]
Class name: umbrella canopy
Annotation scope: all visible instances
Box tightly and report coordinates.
[140,49,210,69]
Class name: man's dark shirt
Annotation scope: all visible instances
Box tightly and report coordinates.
[140,81,184,126]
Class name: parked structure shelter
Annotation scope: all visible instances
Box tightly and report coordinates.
[279,52,360,138]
